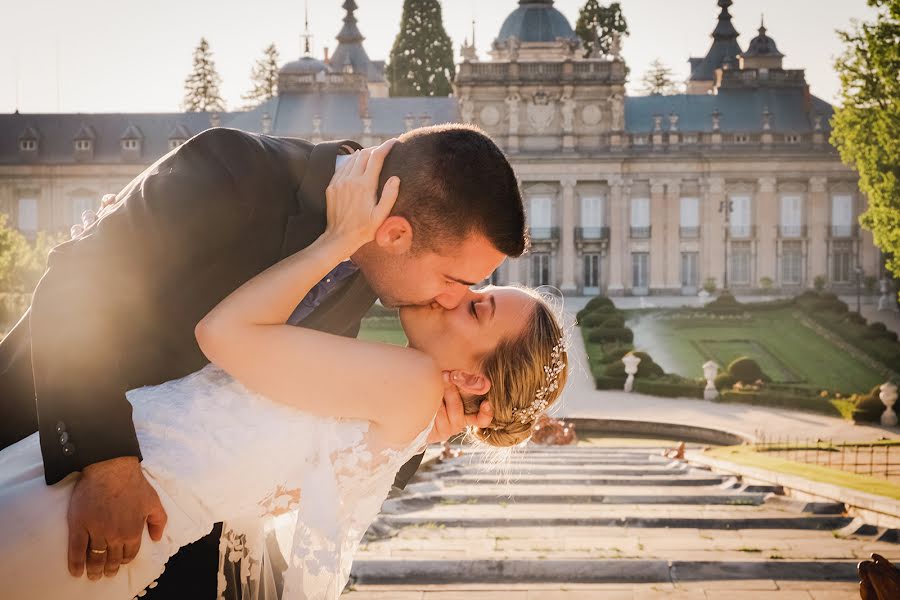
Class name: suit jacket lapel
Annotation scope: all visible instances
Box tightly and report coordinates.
[281,139,363,260]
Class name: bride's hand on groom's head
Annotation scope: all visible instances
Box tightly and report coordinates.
[324,138,400,252]
[426,372,494,445]
[70,193,118,239]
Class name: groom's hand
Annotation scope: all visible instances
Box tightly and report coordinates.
[426,374,494,444]
[67,456,167,580]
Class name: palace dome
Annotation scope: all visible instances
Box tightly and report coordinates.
[496,0,576,44]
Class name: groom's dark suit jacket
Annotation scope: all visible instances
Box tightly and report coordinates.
[0,127,424,598]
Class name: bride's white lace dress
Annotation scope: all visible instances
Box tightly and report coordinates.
[0,364,431,600]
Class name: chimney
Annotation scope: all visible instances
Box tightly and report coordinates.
[324,47,330,64]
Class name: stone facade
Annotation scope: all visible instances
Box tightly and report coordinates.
[0,0,881,296]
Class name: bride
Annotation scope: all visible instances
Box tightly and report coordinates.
[0,150,568,599]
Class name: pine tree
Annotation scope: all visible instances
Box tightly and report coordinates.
[387,0,455,97]
[242,44,280,110]
[183,38,226,113]
[640,59,679,95]
[575,1,629,58]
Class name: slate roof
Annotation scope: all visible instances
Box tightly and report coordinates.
[689,0,743,82]
[625,88,834,133]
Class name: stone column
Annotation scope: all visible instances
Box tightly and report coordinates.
[560,177,577,293]
[756,177,778,285]
[606,176,626,294]
[649,180,667,292]
[665,179,681,290]
[705,177,726,289]
[808,176,828,285]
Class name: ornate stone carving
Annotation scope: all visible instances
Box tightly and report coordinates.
[561,92,576,133]
[505,93,520,133]
[479,104,501,127]
[582,104,602,126]
[757,177,777,193]
[460,95,475,124]
[527,90,555,134]
[668,112,679,132]
[609,93,624,131]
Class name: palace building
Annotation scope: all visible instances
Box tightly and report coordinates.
[0,0,880,296]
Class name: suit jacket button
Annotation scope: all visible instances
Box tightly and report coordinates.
[56,421,67,434]
[62,443,76,457]
[59,431,70,445]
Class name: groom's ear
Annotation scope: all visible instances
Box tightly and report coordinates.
[374,216,413,255]
[449,369,491,397]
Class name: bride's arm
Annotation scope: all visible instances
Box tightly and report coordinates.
[195,141,442,440]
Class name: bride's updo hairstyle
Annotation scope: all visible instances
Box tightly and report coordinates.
[470,288,568,447]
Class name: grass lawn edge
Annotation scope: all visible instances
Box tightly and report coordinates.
[703,445,900,501]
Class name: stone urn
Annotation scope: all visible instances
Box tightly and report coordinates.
[702,360,720,401]
[880,382,898,427]
[622,352,641,393]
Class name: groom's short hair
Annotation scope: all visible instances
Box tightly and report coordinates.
[379,124,527,257]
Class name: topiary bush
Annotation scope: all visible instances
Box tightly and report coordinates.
[587,327,634,344]
[600,314,626,329]
[727,356,771,383]
[844,312,867,326]
[634,378,705,399]
[597,342,633,364]
[852,384,886,422]
[578,312,607,328]
[603,351,665,379]
[714,372,737,390]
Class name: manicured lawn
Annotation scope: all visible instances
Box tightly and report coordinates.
[358,317,408,346]
[627,308,883,395]
[705,444,900,500]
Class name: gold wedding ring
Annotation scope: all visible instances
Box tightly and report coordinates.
[89,547,108,554]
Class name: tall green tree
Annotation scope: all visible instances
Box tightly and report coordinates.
[183,37,226,112]
[387,0,455,97]
[831,0,900,295]
[575,0,629,58]
[242,43,280,109]
[640,59,679,95]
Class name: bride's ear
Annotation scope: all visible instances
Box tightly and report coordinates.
[449,369,491,396]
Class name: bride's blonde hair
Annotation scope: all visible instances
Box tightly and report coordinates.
[469,288,568,447]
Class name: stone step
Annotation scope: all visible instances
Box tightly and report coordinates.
[384,493,768,510]
[405,482,753,496]
[348,558,860,586]
[380,511,853,531]
[441,457,675,466]
[438,465,694,477]
[438,474,728,487]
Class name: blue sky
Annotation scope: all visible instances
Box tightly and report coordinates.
[0,0,876,114]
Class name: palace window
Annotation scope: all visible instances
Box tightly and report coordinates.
[630,197,650,238]
[19,139,37,151]
[734,134,751,144]
[122,139,139,150]
[631,252,649,291]
[781,241,804,285]
[681,252,699,288]
[531,253,552,287]
[831,241,854,284]
[74,139,92,151]
[779,194,803,237]
[728,194,753,238]
[830,194,854,237]
[169,139,185,151]
[680,197,700,238]
[17,198,38,232]
[583,253,601,294]
[730,241,752,285]
[529,195,553,239]
[785,134,801,144]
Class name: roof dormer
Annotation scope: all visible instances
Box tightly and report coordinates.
[120,123,144,160]
[73,123,96,161]
[18,125,40,157]
[168,123,192,151]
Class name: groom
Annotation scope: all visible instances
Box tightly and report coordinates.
[0,124,526,597]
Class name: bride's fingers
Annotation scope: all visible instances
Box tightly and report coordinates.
[374,177,401,222]
[334,149,358,181]
[67,527,89,577]
[350,147,374,177]
[364,138,397,182]
[104,544,124,577]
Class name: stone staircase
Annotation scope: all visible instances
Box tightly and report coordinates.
[344,444,900,599]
